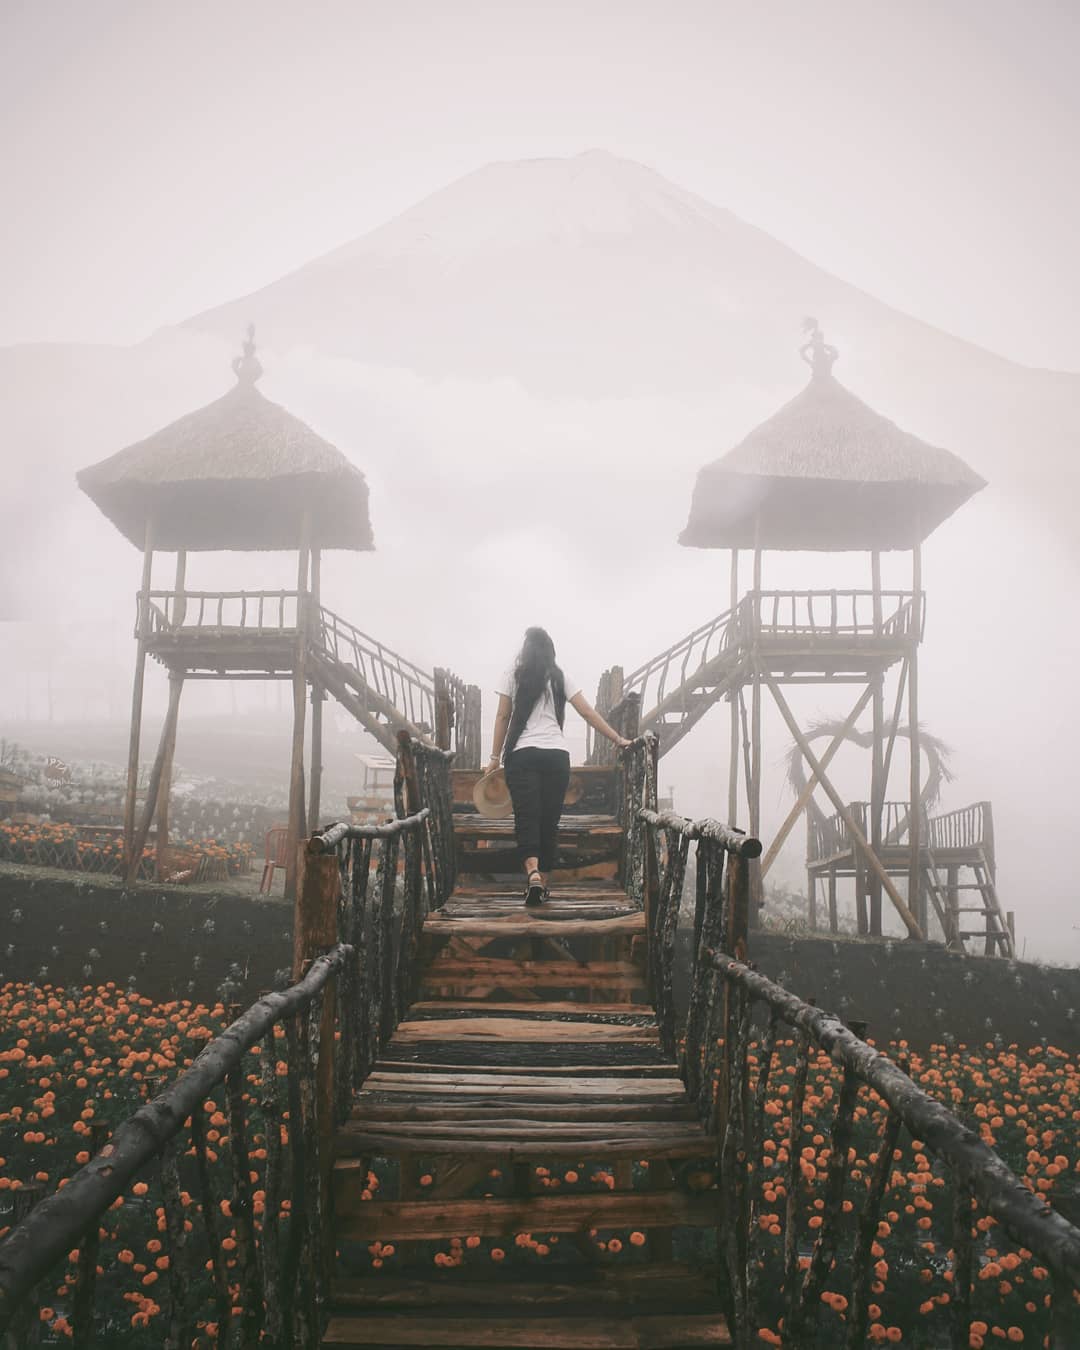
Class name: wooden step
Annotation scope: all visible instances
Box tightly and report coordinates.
[374,1057,670,1076]
[350,1102,699,1124]
[323,1311,730,1347]
[420,959,645,994]
[389,1016,658,1044]
[333,1189,718,1239]
[436,903,638,922]
[406,1002,656,1022]
[423,914,645,939]
[359,1071,685,1098]
[455,814,622,840]
[332,1264,716,1310]
[335,1126,713,1160]
[452,882,627,899]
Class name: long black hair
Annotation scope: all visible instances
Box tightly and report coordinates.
[504,627,566,756]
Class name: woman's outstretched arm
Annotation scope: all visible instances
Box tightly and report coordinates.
[569,690,631,748]
[486,693,512,773]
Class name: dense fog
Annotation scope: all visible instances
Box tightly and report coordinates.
[2,0,1078,963]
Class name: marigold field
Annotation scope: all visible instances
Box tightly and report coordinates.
[0,980,1077,1347]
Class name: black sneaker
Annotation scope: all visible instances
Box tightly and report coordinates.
[525,874,544,907]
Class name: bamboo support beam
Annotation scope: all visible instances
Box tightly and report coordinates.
[123,520,154,863]
[728,548,739,827]
[308,684,324,830]
[762,670,925,939]
[285,511,312,900]
[908,541,924,931]
[154,679,181,883]
[126,671,183,883]
[760,682,874,878]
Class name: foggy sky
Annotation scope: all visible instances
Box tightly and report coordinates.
[3,0,1079,370]
[3,2,1079,966]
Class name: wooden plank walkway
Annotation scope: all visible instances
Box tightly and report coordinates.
[323,805,729,1348]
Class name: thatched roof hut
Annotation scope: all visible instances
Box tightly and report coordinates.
[77,331,373,552]
[680,335,986,552]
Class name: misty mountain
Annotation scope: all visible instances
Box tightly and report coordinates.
[176,151,1078,504]
[1,150,1078,960]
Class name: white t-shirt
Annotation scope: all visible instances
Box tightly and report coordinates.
[497,666,582,755]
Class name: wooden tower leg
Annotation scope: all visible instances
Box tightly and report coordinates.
[308,684,323,832]
[828,867,838,933]
[286,514,312,902]
[854,850,868,936]
[124,522,155,866]
[727,549,739,827]
[869,551,884,936]
[749,536,763,913]
[869,671,885,936]
[124,643,148,866]
[947,865,960,950]
[285,669,309,901]
[908,543,924,935]
[154,680,182,882]
[126,672,183,882]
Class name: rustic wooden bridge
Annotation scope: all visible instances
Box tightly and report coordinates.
[321,754,731,1348]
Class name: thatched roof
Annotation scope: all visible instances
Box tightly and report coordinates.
[77,333,373,551]
[680,350,986,552]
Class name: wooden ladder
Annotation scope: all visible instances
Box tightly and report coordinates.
[931,847,1014,957]
[322,769,730,1348]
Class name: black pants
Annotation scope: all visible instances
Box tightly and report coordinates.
[504,748,571,872]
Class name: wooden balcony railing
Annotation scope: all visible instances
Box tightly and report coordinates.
[809,800,995,867]
[141,588,301,637]
[735,588,925,642]
[600,591,926,758]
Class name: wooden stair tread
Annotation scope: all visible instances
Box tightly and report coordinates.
[389,1016,658,1043]
[335,1128,713,1159]
[423,914,645,937]
[436,906,638,923]
[452,881,627,897]
[455,814,621,837]
[331,1264,716,1308]
[375,1059,670,1076]
[361,1071,684,1096]
[407,1002,655,1022]
[323,1312,730,1347]
[421,959,645,988]
[350,1102,699,1123]
[334,1190,719,1236]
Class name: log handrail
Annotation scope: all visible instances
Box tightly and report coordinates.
[0,733,455,1344]
[706,950,1080,1344]
[0,946,352,1338]
[637,807,1080,1345]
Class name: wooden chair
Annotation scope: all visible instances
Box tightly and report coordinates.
[260,826,290,893]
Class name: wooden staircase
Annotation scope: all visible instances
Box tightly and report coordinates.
[321,766,729,1348]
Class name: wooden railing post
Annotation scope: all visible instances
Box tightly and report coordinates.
[293,841,340,1290]
[463,684,482,769]
[433,668,452,750]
